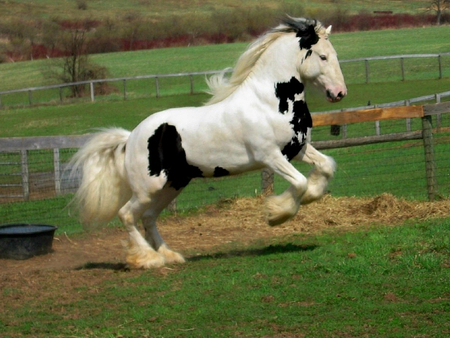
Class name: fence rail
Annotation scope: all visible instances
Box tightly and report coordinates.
[1,53,450,108]
[1,98,449,204]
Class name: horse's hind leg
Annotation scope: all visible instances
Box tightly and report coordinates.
[119,196,165,269]
[297,143,336,204]
[142,187,185,265]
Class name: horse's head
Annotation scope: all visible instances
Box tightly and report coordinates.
[295,21,347,103]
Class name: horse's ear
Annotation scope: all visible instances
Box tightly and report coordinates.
[298,24,319,50]
[326,25,332,35]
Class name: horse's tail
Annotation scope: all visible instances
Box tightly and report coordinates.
[68,128,132,226]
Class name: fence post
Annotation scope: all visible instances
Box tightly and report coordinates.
[406,99,411,131]
[261,168,274,195]
[421,115,437,201]
[53,148,61,195]
[90,82,95,102]
[28,90,32,106]
[435,94,442,131]
[20,150,30,201]
[438,54,442,79]
[123,79,127,100]
[189,74,194,94]
[365,59,370,83]
[155,77,160,98]
[400,57,405,81]
[59,87,63,103]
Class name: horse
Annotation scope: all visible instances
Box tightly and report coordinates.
[69,17,347,269]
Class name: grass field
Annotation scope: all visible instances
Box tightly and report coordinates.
[2,77,450,138]
[1,218,450,337]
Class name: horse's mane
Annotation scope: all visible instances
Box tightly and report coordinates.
[205,17,325,106]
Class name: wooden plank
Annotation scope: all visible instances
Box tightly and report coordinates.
[312,131,423,150]
[424,101,450,116]
[312,105,424,127]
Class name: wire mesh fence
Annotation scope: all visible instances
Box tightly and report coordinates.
[1,107,449,234]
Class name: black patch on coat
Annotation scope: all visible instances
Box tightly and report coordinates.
[275,77,305,114]
[147,123,203,190]
[275,77,313,161]
[213,167,230,177]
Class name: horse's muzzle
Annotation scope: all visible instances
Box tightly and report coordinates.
[326,89,346,103]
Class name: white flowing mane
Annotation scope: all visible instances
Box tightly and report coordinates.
[205,17,325,105]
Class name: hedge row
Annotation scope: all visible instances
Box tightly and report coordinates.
[1,6,448,62]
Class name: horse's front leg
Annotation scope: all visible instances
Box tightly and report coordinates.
[295,143,336,205]
[264,154,308,226]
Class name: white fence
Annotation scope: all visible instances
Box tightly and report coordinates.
[1,53,450,108]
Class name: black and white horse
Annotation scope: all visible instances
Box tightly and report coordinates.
[69,17,347,268]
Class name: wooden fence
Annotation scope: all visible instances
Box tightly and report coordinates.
[1,101,449,203]
[1,53,449,108]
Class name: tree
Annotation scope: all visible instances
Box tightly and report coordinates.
[428,0,450,25]
[45,29,109,97]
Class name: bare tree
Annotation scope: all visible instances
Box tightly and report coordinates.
[45,29,109,97]
[428,0,450,25]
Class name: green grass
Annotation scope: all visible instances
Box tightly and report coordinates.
[2,218,450,337]
[1,78,450,138]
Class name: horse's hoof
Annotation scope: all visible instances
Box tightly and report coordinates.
[158,246,186,264]
[124,243,166,269]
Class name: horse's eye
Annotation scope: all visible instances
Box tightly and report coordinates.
[320,55,327,61]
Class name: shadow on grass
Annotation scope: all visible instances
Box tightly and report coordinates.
[75,262,130,271]
[188,243,318,262]
[74,243,318,270]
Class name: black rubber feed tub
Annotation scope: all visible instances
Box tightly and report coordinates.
[0,224,58,260]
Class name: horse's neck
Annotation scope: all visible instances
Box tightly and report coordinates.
[241,34,307,111]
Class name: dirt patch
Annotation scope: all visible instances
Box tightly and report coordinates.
[1,193,449,274]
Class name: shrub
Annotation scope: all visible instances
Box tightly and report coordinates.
[75,0,87,11]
